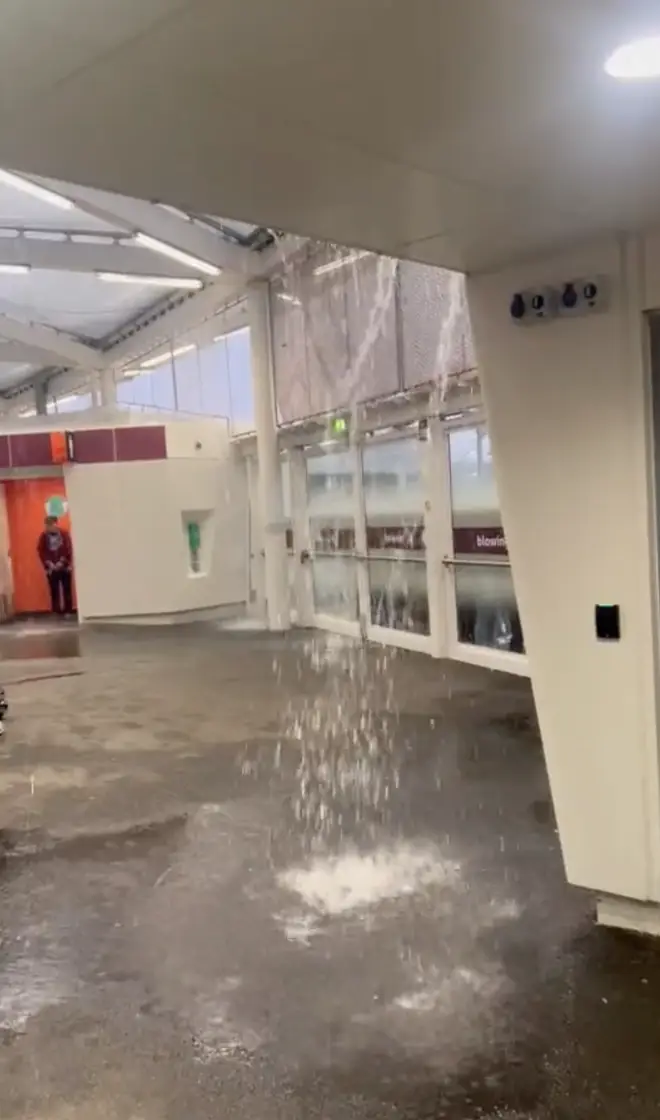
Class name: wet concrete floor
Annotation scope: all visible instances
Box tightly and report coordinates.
[0,624,657,1118]
[0,618,81,663]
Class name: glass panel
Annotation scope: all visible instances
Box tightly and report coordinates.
[362,436,429,635]
[454,564,524,654]
[198,339,232,418]
[306,447,357,621]
[311,556,359,621]
[368,558,429,634]
[448,425,503,557]
[226,327,254,434]
[306,448,355,552]
[448,424,525,654]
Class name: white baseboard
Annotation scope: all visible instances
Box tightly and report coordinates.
[597,895,660,937]
[84,602,245,627]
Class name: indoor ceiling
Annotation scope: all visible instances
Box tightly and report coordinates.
[0,170,273,398]
[0,1,658,272]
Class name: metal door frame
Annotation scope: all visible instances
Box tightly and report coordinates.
[442,411,530,676]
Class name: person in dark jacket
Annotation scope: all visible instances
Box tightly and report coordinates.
[37,516,73,616]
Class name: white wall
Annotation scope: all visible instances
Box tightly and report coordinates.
[66,421,248,622]
[467,235,660,901]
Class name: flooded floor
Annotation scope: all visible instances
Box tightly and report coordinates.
[0,625,656,1118]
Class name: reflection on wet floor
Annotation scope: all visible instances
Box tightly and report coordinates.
[0,622,81,661]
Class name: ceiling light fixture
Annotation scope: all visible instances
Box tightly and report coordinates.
[313,250,370,277]
[0,169,74,210]
[134,233,220,277]
[96,272,203,290]
[140,343,196,369]
[0,264,30,275]
[605,34,660,79]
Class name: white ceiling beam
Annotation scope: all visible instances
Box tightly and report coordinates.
[0,235,204,278]
[0,314,100,370]
[0,341,57,365]
[30,176,258,277]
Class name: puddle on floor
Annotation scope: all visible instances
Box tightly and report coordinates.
[0,624,81,661]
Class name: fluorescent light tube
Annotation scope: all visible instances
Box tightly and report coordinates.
[134,233,220,277]
[0,170,74,211]
[0,264,30,275]
[97,272,203,290]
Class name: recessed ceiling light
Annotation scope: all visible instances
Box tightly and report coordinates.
[605,35,660,79]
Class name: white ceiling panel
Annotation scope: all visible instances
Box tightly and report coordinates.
[0,0,658,270]
[0,269,162,340]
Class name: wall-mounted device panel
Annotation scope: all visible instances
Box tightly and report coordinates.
[595,603,621,642]
[557,277,609,318]
[509,286,558,325]
[510,276,609,326]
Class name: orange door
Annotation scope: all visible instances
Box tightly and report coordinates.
[5,478,75,614]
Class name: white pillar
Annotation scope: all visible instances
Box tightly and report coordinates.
[289,448,314,627]
[95,368,116,408]
[247,281,290,631]
[34,381,48,416]
[466,235,660,930]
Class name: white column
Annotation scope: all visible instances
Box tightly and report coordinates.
[247,281,290,631]
[95,368,116,408]
[466,235,660,930]
[425,417,451,658]
[289,448,314,627]
[34,381,48,416]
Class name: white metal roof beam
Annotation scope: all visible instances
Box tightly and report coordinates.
[29,176,258,277]
[0,235,205,278]
[0,315,100,370]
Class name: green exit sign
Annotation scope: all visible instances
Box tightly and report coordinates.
[330,416,348,436]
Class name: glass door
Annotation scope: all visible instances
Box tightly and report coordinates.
[444,420,528,674]
[361,432,432,653]
[304,445,361,637]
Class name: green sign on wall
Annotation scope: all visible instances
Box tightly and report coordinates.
[187,522,201,553]
[187,521,201,573]
[45,495,67,518]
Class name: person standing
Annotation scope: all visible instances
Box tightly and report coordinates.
[37,515,73,616]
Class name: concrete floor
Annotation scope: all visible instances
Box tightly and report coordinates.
[0,623,656,1118]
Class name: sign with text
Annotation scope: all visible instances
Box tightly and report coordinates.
[452,527,508,557]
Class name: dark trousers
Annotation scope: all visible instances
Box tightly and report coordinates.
[47,569,73,615]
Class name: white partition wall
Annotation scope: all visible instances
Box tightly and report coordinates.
[466,235,660,926]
